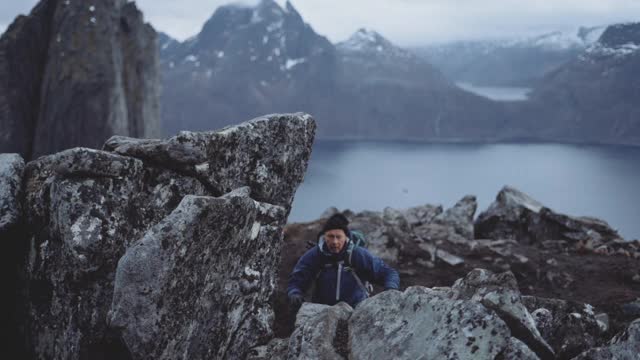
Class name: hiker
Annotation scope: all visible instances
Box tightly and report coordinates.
[287,213,400,311]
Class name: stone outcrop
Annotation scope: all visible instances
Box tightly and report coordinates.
[0,0,160,160]
[9,113,315,359]
[475,186,624,247]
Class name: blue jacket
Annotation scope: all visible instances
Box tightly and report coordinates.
[287,238,400,307]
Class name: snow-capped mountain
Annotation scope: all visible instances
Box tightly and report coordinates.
[159,0,504,141]
[583,23,640,59]
[160,0,336,135]
[336,28,447,86]
[414,26,606,86]
[516,22,640,144]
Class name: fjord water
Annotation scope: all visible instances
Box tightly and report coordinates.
[289,140,640,240]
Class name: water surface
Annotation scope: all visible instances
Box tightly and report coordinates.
[289,141,640,240]
[456,82,531,101]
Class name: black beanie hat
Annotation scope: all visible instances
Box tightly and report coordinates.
[321,213,350,238]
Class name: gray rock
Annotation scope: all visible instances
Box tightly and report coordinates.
[107,113,315,208]
[0,0,160,160]
[399,203,443,227]
[349,210,401,264]
[531,308,554,340]
[287,302,353,360]
[18,114,315,359]
[433,195,477,240]
[415,222,468,244]
[294,303,331,328]
[417,242,465,266]
[521,295,603,359]
[450,269,555,360]
[475,186,623,245]
[572,318,640,360]
[349,286,512,359]
[246,338,289,360]
[0,154,24,233]
[109,193,284,359]
[500,337,541,360]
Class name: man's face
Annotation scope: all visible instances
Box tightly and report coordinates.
[324,229,348,254]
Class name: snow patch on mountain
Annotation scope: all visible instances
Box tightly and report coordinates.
[585,42,640,58]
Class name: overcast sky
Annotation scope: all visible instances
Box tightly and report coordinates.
[1,0,639,45]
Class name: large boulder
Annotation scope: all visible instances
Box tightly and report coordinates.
[18,113,315,359]
[109,190,285,359]
[450,269,555,360]
[0,0,160,160]
[287,302,353,360]
[349,287,512,359]
[475,186,623,246]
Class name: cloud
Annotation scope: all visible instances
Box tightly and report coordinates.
[2,0,640,46]
[0,0,38,34]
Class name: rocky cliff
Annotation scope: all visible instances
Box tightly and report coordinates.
[0,0,160,160]
[1,113,315,359]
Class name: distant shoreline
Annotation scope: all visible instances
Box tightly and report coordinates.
[312,136,640,149]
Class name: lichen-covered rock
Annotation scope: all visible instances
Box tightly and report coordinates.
[522,295,603,359]
[349,286,512,359]
[246,338,289,360]
[572,318,640,360]
[286,302,353,360]
[499,337,541,360]
[475,186,623,246]
[18,113,315,359]
[0,153,24,233]
[0,0,160,159]
[105,113,315,208]
[109,191,284,359]
[450,269,555,360]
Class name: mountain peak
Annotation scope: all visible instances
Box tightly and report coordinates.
[339,28,394,52]
[599,22,640,47]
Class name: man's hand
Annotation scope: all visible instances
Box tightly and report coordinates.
[288,293,304,308]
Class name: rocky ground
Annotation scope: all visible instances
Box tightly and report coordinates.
[272,186,640,358]
[3,109,640,358]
